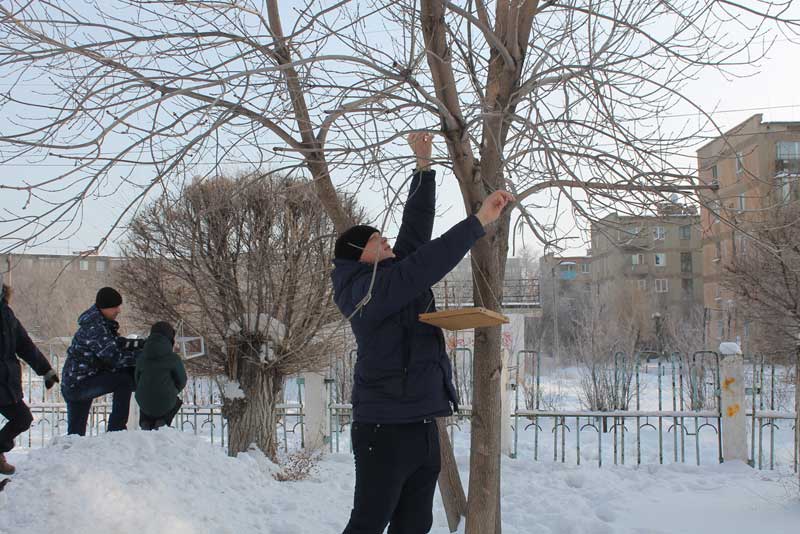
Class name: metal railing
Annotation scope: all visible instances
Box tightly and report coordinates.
[432,278,540,307]
[9,347,796,472]
[510,351,725,467]
[5,361,307,452]
[325,349,797,471]
[747,355,798,471]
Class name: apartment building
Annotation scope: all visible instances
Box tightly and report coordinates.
[0,252,127,339]
[697,114,800,351]
[590,206,704,325]
[538,252,592,315]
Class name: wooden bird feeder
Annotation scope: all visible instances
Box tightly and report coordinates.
[418,307,509,331]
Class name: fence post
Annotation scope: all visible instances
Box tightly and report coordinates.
[128,396,140,431]
[719,342,747,463]
[795,340,799,481]
[301,371,328,451]
[500,349,513,456]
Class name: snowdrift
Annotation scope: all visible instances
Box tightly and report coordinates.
[1,429,798,534]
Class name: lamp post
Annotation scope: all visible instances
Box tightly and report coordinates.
[552,265,559,362]
[550,260,576,361]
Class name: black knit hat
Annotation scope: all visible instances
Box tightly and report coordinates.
[334,225,379,261]
[150,321,176,344]
[95,287,123,309]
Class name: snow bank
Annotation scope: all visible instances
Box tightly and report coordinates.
[1,430,798,534]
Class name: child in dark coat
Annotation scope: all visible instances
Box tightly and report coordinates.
[134,322,187,430]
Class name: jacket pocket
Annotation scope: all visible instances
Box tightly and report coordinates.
[356,365,405,399]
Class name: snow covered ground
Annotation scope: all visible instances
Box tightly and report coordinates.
[2,429,798,534]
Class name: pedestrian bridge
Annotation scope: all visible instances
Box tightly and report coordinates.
[432,277,540,313]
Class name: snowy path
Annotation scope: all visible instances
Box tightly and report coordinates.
[1,430,798,534]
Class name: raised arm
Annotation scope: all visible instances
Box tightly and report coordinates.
[347,189,514,322]
[393,133,436,259]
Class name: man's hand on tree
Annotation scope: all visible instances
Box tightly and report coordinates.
[476,190,515,227]
[407,132,434,171]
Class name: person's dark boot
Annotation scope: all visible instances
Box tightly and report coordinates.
[0,453,16,475]
[0,478,10,492]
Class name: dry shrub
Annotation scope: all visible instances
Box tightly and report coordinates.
[273,449,322,482]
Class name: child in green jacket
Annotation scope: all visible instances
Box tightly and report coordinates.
[135,322,187,430]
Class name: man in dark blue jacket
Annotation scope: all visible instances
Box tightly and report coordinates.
[0,274,59,476]
[61,287,143,436]
[332,133,513,534]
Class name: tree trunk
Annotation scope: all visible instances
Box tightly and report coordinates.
[224,356,282,460]
[465,230,508,534]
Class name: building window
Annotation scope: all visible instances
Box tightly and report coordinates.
[680,252,692,273]
[79,260,89,271]
[717,318,724,339]
[96,260,106,272]
[655,279,668,293]
[710,199,720,224]
[711,164,718,180]
[679,225,692,240]
[637,279,647,291]
[735,152,744,175]
[737,193,746,212]
[580,262,590,274]
[631,253,645,265]
[777,141,800,162]
[653,226,666,241]
[714,241,722,262]
[681,278,693,296]
[777,175,793,203]
[715,286,722,301]
[735,235,747,256]
[654,253,666,267]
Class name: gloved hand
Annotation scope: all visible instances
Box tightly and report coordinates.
[117,337,145,351]
[43,370,59,390]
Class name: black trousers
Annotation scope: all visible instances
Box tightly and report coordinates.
[343,420,441,534]
[0,400,34,453]
[63,371,135,436]
[140,398,183,431]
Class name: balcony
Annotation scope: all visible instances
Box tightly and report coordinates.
[618,236,649,250]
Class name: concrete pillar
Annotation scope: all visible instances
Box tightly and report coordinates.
[301,371,328,451]
[719,342,747,462]
[500,349,513,456]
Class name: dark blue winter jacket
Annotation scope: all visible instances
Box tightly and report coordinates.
[61,305,139,391]
[0,299,53,406]
[331,170,486,424]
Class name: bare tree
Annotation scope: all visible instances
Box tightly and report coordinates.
[116,172,347,458]
[1,1,798,531]
[571,286,646,411]
[722,205,800,356]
